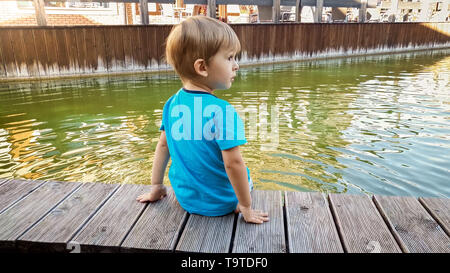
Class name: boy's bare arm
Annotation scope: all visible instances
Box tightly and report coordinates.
[151,130,170,186]
[222,146,269,224]
[136,131,170,203]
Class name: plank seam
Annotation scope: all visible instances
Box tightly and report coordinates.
[118,200,150,251]
[171,212,190,252]
[417,197,450,238]
[371,195,408,253]
[227,211,239,253]
[327,194,348,253]
[282,191,290,253]
[15,182,83,243]
[0,180,46,215]
[67,184,122,245]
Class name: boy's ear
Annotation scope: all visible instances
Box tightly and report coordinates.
[193,59,208,78]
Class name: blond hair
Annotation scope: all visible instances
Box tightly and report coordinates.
[165,16,241,81]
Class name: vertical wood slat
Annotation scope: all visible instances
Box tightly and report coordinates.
[32,28,49,77]
[374,195,450,253]
[64,28,80,75]
[84,27,98,73]
[72,184,152,253]
[232,190,286,253]
[0,179,45,214]
[9,29,28,77]
[0,31,6,77]
[55,28,70,75]
[122,26,134,71]
[176,213,235,253]
[22,28,40,77]
[329,193,402,253]
[0,181,81,249]
[0,29,17,77]
[120,187,187,252]
[94,27,108,73]
[286,192,344,253]
[16,182,119,252]
[419,197,450,237]
[114,27,126,71]
[43,28,59,76]
[74,27,87,74]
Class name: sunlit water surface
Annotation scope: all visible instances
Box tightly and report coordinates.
[0,49,449,197]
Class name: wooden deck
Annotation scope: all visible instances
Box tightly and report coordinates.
[0,178,448,253]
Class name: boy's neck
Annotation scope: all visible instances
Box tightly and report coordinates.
[182,80,214,94]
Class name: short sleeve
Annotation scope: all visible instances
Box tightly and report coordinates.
[215,104,247,150]
[159,97,172,131]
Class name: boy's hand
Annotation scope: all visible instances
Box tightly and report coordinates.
[136,184,167,203]
[234,203,269,224]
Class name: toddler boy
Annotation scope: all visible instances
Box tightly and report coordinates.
[136,16,269,224]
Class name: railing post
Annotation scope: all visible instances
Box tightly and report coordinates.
[314,0,323,23]
[139,0,149,25]
[359,0,367,22]
[273,0,281,23]
[388,0,399,22]
[33,0,47,26]
[295,0,302,23]
[207,0,216,19]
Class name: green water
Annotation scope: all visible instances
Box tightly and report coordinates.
[1,49,449,197]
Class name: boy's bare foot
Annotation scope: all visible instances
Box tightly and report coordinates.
[136,184,167,203]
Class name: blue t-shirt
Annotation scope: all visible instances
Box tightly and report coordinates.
[159,88,252,216]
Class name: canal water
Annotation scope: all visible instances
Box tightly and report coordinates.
[0,49,449,198]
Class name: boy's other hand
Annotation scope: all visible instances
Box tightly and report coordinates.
[136,184,167,203]
[234,203,269,224]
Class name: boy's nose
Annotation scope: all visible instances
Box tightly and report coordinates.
[233,62,239,71]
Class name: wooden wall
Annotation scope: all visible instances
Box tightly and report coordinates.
[0,23,449,80]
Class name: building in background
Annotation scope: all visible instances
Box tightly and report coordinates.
[0,0,448,26]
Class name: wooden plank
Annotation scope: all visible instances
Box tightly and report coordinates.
[16,182,119,252]
[55,28,70,75]
[43,29,59,76]
[146,26,158,70]
[0,179,45,214]
[329,193,402,253]
[176,213,235,253]
[64,28,80,75]
[0,178,10,187]
[72,184,151,253]
[136,26,148,69]
[22,29,40,77]
[9,29,28,77]
[84,27,98,73]
[0,32,6,77]
[374,195,450,253]
[74,27,87,74]
[0,181,81,249]
[0,29,18,77]
[95,27,108,73]
[419,197,450,237]
[232,190,286,253]
[113,27,126,71]
[120,187,187,252]
[122,27,134,71]
[32,28,49,77]
[285,191,343,253]
[103,27,115,72]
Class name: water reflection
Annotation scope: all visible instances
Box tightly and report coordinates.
[0,49,449,197]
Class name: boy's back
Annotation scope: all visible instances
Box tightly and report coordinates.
[161,88,251,216]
